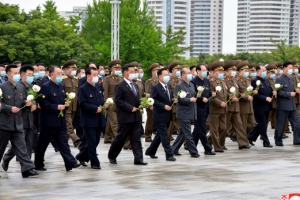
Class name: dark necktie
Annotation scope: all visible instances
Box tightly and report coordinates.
[165,85,170,101]
[130,82,137,96]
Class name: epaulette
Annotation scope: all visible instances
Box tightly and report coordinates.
[148,78,153,81]
[210,78,216,82]
[136,79,141,82]
[62,76,68,79]
[74,76,78,79]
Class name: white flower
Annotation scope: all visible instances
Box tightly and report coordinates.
[216,86,222,92]
[179,91,187,98]
[197,86,204,92]
[246,86,253,91]
[219,58,224,62]
[229,87,236,93]
[0,88,2,96]
[274,84,281,89]
[106,98,114,104]
[147,98,154,106]
[297,83,300,88]
[27,95,34,101]
[32,85,41,92]
[256,80,261,86]
[68,92,76,99]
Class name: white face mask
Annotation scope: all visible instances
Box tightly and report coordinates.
[128,74,135,81]
[92,77,98,83]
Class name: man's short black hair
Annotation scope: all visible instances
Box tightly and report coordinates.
[85,62,95,70]
[97,64,104,70]
[76,68,84,74]
[157,68,168,77]
[36,63,45,67]
[256,63,265,71]
[283,61,292,68]
[49,66,60,74]
[86,67,98,75]
[20,65,34,74]
[6,64,18,73]
[13,61,21,65]
[190,65,196,71]
[0,64,5,68]
[122,63,135,73]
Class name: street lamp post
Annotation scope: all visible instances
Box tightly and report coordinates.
[111,0,121,60]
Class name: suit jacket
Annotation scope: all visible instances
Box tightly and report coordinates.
[251,76,272,112]
[39,80,67,127]
[0,81,26,131]
[78,76,87,88]
[114,79,142,123]
[175,81,197,120]
[19,81,34,129]
[42,76,50,85]
[276,74,297,111]
[191,76,210,116]
[78,82,104,127]
[35,78,43,87]
[151,82,173,122]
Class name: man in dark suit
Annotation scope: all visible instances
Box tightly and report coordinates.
[108,63,147,165]
[145,68,176,161]
[35,63,46,87]
[0,64,38,178]
[0,64,6,83]
[2,65,36,172]
[34,66,80,171]
[248,64,273,147]
[274,61,300,146]
[76,66,106,169]
[172,67,200,157]
[191,64,215,155]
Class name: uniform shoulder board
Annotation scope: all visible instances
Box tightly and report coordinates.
[106,75,112,79]
[74,76,78,79]
[148,78,153,81]
[210,78,215,82]
[62,76,68,79]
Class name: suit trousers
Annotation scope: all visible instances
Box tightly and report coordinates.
[73,108,84,139]
[172,119,198,155]
[207,114,227,151]
[108,122,143,162]
[146,121,174,158]
[104,107,118,143]
[145,109,154,140]
[3,128,34,168]
[274,109,300,145]
[167,113,180,141]
[192,115,212,152]
[0,129,35,173]
[34,126,77,170]
[248,111,271,145]
[66,111,80,143]
[226,112,249,147]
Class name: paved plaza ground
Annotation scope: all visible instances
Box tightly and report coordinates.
[1,123,300,200]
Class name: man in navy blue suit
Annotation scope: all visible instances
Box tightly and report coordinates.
[34,66,80,171]
[108,63,147,165]
[248,64,273,147]
[145,68,176,161]
[274,61,300,146]
[191,64,215,155]
[76,67,106,169]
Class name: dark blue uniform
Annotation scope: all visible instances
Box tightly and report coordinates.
[76,82,104,167]
[248,76,273,145]
[274,74,300,145]
[34,80,77,170]
[145,82,174,159]
[191,76,213,152]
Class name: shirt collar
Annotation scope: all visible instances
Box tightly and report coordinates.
[124,78,132,85]
[159,81,166,87]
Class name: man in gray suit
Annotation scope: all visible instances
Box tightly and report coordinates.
[172,67,200,158]
[0,64,38,178]
[2,65,36,172]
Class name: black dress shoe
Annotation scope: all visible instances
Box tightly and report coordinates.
[134,161,148,165]
[170,137,174,141]
[109,158,117,164]
[91,165,101,169]
[184,145,188,151]
[79,161,87,167]
[35,167,47,171]
[285,131,292,134]
[166,157,176,161]
[222,147,228,150]
[22,169,39,178]
[54,147,59,152]
[249,140,255,146]
[230,136,237,142]
[145,153,158,159]
[276,143,284,146]
[282,135,289,139]
[73,140,81,148]
[2,162,9,172]
[263,144,273,148]
[293,143,300,146]
[239,145,251,150]
[271,126,275,129]
[191,153,200,158]
[215,149,224,153]
[145,139,153,142]
[204,151,216,155]
[174,151,181,156]
[66,163,81,171]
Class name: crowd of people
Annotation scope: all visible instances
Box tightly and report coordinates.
[0,58,300,178]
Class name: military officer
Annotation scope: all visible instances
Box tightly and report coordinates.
[103,59,123,143]
[167,61,182,141]
[249,64,257,80]
[144,63,160,142]
[35,63,46,87]
[62,60,81,147]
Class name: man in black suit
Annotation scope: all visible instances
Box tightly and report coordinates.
[191,64,215,155]
[76,67,106,169]
[108,63,147,165]
[274,61,300,146]
[145,68,176,161]
[34,66,80,171]
[0,64,38,178]
[248,64,273,147]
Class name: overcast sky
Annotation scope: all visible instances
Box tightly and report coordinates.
[1,0,238,54]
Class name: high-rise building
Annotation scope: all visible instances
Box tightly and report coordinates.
[59,6,87,32]
[147,0,224,58]
[236,0,300,53]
